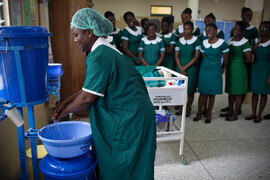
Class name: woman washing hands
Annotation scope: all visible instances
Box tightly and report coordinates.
[53,8,156,180]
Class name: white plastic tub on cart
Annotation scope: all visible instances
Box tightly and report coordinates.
[142,66,188,165]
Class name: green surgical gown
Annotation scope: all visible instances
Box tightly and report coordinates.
[83,37,156,180]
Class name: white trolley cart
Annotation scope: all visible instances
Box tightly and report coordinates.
[142,66,188,165]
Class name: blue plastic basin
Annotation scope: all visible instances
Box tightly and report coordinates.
[38,121,92,158]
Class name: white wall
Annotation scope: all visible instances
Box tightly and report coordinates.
[198,0,245,21]
[93,0,246,22]
[263,0,270,21]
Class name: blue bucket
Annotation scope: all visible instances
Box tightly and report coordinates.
[38,121,93,158]
[40,150,97,180]
[48,63,63,91]
[0,26,51,107]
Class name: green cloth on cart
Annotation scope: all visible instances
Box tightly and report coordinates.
[135,66,165,87]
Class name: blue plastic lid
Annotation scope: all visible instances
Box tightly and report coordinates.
[0,26,52,38]
[40,150,97,178]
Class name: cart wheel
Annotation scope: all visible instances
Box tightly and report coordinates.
[179,155,187,165]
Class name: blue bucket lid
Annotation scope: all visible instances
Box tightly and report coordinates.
[0,26,52,38]
[40,150,97,178]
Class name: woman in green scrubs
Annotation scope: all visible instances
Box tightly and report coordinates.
[193,23,229,124]
[52,8,156,180]
[246,21,270,123]
[104,11,122,51]
[200,13,224,41]
[138,23,165,66]
[223,22,252,121]
[175,21,201,117]
[221,7,259,113]
[175,8,201,38]
[200,13,225,116]
[159,16,177,70]
[121,11,143,65]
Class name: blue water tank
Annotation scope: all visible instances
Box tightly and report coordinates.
[39,150,97,180]
[0,26,51,107]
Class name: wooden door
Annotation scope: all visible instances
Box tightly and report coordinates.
[50,0,92,117]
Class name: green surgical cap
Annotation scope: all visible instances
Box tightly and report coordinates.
[71,8,113,36]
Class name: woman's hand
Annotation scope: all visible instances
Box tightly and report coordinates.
[51,90,82,122]
[267,75,270,86]
[52,102,69,122]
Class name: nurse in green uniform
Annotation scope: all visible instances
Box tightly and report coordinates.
[141,18,150,36]
[193,23,229,124]
[121,11,143,65]
[199,13,225,115]
[138,23,165,66]
[222,7,258,113]
[175,8,201,38]
[52,8,156,180]
[159,16,177,70]
[230,7,258,45]
[246,21,270,123]
[175,21,201,117]
[223,21,252,121]
[104,11,122,51]
[200,13,224,41]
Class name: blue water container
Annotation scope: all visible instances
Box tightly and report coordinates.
[48,63,63,91]
[40,150,97,180]
[0,26,52,107]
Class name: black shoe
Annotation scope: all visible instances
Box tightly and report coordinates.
[175,111,182,116]
[263,114,270,120]
[254,118,262,123]
[205,119,211,124]
[193,117,201,122]
[245,116,256,120]
[238,109,242,115]
[220,106,229,112]
[225,116,238,121]
[219,113,231,117]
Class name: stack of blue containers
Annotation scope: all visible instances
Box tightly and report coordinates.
[38,121,97,180]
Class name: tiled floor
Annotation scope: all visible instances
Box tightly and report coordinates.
[154,93,270,180]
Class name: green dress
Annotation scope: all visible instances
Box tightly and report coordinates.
[158,32,177,70]
[175,36,201,94]
[230,25,258,45]
[250,39,270,94]
[198,39,229,94]
[175,25,201,38]
[200,29,225,41]
[83,37,156,180]
[111,28,122,50]
[225,38,251,95]
[121,26,143,58]
[138,36,165,65]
